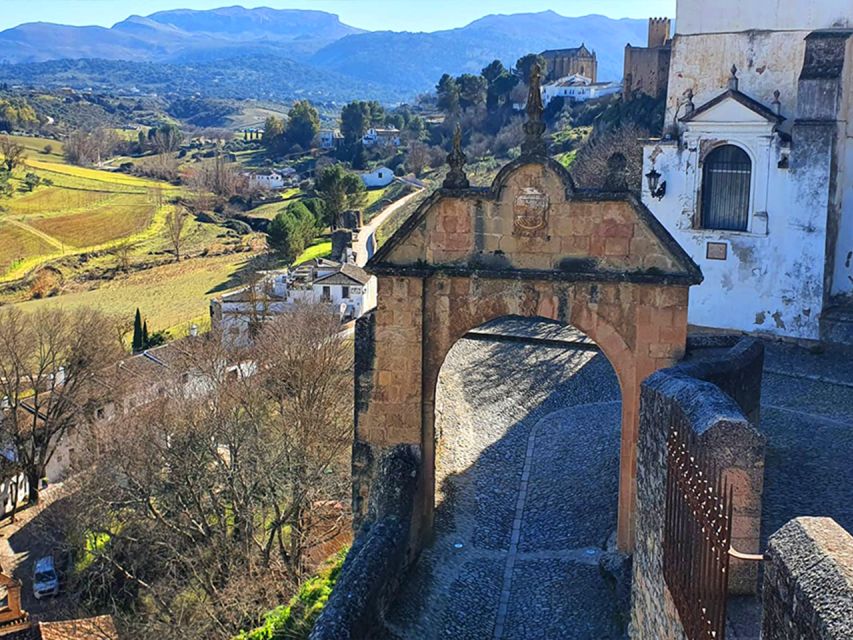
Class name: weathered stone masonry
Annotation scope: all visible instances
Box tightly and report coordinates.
[632,338,766,639]
[352,155,703,554]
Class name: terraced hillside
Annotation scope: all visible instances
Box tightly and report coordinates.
[0,135,179,280]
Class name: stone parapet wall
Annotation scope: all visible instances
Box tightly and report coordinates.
[679,337,767,592]
[762,517,853,640]
[682,336,765,427]
[311,445,421,640]
[632,337,766,638]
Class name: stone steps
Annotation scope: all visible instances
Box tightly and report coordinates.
[820,303,853,347]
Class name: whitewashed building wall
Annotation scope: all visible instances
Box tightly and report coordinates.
[640,0,853,340]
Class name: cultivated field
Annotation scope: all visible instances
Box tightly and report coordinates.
[0,135,179,280]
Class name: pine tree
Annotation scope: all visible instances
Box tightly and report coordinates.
[142,320,149,350]
[132,308,143,353]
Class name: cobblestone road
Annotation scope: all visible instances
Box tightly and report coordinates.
[384,320,624,640]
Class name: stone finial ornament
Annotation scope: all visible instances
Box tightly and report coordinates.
[772,89,782,115]
[443,123,470,190]
[728,64,739,91]
[683,88,695,115]
[521,63,548,157]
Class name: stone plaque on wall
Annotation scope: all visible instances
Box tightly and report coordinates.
[513,185,550,237]
[706,241,728,261]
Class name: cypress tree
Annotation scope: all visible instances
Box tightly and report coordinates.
[142,320,149,350]
[132,308,143,353]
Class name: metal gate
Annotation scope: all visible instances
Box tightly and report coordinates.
[664,424,733,640]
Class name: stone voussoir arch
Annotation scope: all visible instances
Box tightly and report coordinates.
[352,151,702,553]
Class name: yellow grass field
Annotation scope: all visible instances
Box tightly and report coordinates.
[0,135,179,280]
[5,187,117,216]
[14,253,251,334]
[27,193,157,248]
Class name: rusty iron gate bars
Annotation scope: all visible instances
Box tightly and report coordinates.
[664,424,734,640]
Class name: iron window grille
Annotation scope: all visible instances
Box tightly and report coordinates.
[700,145,752,232]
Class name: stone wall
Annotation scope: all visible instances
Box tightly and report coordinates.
[631,337,765,638]
[762,517,853,640]
[681,337,767,592]
[624,44,671,100]
[311,445,421,640]
[682,336,765,432]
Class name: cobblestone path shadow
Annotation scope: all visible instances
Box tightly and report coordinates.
[384,320,624,640]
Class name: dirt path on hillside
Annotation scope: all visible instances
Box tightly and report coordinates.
[4,218,64,251]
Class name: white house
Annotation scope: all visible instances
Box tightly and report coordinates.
[248,171,285,190]
[319,129,343,149]
[211,259,377,347]
[640,0,853,342]
[361,166,394,189]
[362,127,401,148]
[313,264,377,319]
[541,74,621,106]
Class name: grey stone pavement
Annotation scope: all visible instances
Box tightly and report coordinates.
[384,319,624,640]
[728,341,853,640]
[382,318,853,640]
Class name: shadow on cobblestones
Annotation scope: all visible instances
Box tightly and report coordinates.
[384,317,624,640]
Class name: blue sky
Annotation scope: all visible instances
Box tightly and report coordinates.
[0,1,676,31]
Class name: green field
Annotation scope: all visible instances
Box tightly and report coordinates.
[295,240,332,264]
[0,135,180,280]
[244,190,302,220]
[14,253,251,335]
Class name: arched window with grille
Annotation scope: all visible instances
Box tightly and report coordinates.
[700,145,752,231]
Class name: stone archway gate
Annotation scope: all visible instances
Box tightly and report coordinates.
[352,145,701,553]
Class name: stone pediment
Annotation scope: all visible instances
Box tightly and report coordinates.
[681,89,783,126]
[369,157,702,286]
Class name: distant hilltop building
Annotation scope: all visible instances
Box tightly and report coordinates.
[623,17,672,100]
[540,74,621,106]
[540,45,597,83]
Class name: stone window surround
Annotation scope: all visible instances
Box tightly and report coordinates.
[681,121,779,237]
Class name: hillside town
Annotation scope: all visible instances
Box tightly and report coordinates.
[0,1,851,639]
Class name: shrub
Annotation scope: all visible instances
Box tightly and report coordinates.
[234,549,347,640]
[29,269,61,299]
[22,172,41,192]
[266,202,317,263]
[223,219,253,235]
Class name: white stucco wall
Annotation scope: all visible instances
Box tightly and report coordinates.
[831,45,853,297]
[362,167,394,188]
[664,30,809,129]
[676,0,852,35]
[643,95,833,339]
[648,12,853,338]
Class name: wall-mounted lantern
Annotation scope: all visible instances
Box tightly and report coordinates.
[645,168,667,200]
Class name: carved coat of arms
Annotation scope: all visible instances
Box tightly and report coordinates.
[513,184,550,237]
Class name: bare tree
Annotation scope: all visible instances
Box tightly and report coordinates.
[133,153,180,182]
[0,136,25,173]
[405,141,431,176]
[65,305,353,639]
[112,240,135,272]
[165,206,190,261]
[0,307,125,503]
[64,128,119,167]
[187,153,247,199]
[570,123,650,192]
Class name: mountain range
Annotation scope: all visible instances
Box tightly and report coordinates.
[0,6,649,102]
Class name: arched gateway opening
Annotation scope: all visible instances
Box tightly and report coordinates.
[352,89,701,557]
[387,316,626,637]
